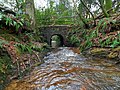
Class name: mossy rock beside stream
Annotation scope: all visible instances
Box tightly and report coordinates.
[90,47,111,58]
[90,47,120,60]
[108,46,120,59]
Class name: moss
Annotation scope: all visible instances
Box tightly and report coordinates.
[107,46,120,59]
[90,46,120,59]
[113,46,120,52]
[90,48,110,54]
[89,47,112,58]
[108,52,118,59]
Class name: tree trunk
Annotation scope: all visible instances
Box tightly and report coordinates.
[80,0,96,26]
[104,0,112,11]
[98,0,109,17]
[72,0,88,28]
[25,0,36,29]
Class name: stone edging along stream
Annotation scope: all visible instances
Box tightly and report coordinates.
[85,46,120,60]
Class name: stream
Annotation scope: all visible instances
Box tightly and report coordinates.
[5,47,120,90]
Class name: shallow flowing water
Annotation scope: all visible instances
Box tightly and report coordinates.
[5,47,120,90]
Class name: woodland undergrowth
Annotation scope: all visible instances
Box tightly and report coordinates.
[68,14,120,51]
[0,12,48,89]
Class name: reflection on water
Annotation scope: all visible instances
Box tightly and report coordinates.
[5,47,120,90]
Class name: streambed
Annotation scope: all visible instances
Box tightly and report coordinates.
[5,47,120,90]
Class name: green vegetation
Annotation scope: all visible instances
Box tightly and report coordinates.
[80,17,120,51]
[0,15,48,89]
[0,1,48,89]
[35,0,75,25]
[0,0,120,89]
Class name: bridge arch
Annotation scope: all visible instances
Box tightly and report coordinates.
[50,34,64,47]
[39,25,74,46]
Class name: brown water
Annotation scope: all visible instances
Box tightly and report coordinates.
[5,47,120,90]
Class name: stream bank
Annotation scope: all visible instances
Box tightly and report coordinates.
[0,41,50,90]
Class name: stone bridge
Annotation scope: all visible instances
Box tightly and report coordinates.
[39,25,75,46]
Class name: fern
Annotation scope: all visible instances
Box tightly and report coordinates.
[15,43,32,54]
[1,13,24,31]
[31,44,42,52]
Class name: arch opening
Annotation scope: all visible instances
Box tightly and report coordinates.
[50,34,64,48]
